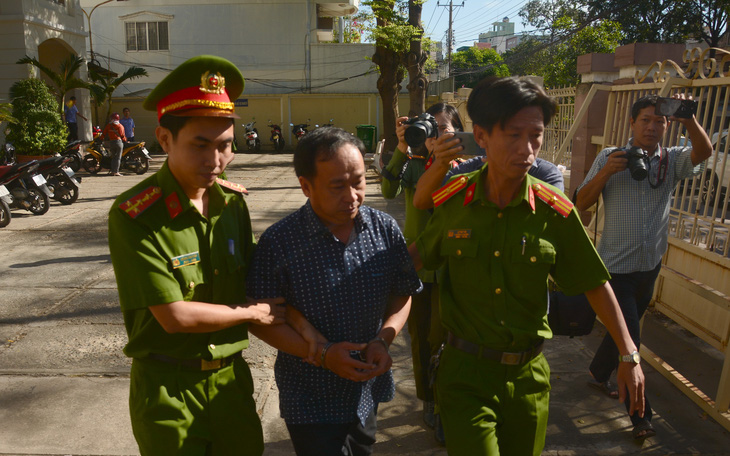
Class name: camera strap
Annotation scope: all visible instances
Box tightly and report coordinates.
[648,146,668,189]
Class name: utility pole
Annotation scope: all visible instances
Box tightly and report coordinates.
[437,1,464,91]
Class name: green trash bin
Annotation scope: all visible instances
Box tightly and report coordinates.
[356,125,377,153]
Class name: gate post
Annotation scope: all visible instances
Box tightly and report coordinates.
[571,53,616,223]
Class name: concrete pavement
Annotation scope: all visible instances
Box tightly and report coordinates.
[0,152,728,455]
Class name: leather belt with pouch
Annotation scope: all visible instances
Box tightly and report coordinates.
[446,332,544,365]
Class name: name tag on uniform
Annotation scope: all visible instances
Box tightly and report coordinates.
[171,251,201,269]
[447,229,471,239]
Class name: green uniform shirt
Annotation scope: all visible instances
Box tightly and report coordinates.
[416,165,610,351]
[381,146,436,282]
[109,161,255,360]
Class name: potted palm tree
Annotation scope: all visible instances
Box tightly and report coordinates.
[5,78,67,162]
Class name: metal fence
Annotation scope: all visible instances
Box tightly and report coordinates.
[544,86,576,168]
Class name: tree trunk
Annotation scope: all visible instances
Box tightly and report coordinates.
[405,0,428,118]
[373,47,404,153]
[372,1,405,154]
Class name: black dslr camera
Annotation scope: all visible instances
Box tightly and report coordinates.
[403,113,438,149]
[620,146,649,181]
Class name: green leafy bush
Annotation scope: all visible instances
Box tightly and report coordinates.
[6,78,67,156]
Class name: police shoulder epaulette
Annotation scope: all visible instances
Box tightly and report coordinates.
[531,183,573,217]
[119,186,163,219]
[216,177,248,195]
[432,175,469,207]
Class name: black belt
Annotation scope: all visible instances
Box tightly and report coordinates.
[446,333,544,365]
[147,352,241,371]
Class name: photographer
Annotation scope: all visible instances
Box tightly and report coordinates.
[381,103,464,444]
[576,94,712,440]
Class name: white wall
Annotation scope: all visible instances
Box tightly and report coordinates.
[80,0,378,98]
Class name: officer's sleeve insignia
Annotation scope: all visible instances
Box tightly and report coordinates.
[216,177,248,195]
[119,186,162,219]
[165,192,182,219]
[432,175,469,207]
[532,183,573,217]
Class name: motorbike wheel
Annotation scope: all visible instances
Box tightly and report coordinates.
[255,138,261,152]
[55,175,79,205]
[27,187,50,215]
[0,198,10,228]
[134,157,149,175]
[83,155,101,174]
[276,138,286,152]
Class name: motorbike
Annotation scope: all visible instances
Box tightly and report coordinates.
[320,118,335,128]
[0,150,52,217]
[243,120,261,152]
[37,155,81,205]
[82,132,151,175]
[291,120,310,143]
[62,140,84,172]
[2,143,80,206]
[0,183,10,227]
[268,120,285,152]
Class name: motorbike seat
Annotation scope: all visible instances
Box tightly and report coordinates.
[38,156,66,168]
[0,162,33,180]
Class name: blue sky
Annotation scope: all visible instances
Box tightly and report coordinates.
[420,0,531,48]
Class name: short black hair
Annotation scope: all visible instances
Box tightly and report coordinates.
[123,107,130,111]
[294,126,366,180]
[467,77,557,132]
[69,96,76,101]
[159,114,233,140]
[426,102,464,132]
[631,95,659,120]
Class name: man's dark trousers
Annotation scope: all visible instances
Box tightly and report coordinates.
[589,261,662,425]
[285,408,377,456]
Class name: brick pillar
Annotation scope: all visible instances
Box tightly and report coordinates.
[571,53,617,222]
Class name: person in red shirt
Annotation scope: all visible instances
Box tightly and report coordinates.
[103,112,127,176]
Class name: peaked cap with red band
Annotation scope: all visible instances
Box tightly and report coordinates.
[143,55,244,121]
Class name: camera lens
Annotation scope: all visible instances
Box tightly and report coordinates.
[404,123,431,149]
[626,147,648,181]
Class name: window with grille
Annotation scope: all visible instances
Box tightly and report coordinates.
[126,22,169,51]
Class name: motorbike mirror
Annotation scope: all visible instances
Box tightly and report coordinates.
[290,123,294,126]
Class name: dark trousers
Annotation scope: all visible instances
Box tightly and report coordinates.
[285,408,377,456]
[66,122,78,141]
[589,261,662,426]
[407,282,444,401]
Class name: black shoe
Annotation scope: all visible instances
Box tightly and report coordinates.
[423,400,435,429]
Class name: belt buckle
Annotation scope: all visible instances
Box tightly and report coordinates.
[200,359,222,371]
[500,352,521,365]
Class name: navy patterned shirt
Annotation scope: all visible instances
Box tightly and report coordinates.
[247,201,422,425]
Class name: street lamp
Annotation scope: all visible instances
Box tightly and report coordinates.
[82,0,128,65]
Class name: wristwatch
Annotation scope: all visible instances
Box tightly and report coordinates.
[619,350,641,364]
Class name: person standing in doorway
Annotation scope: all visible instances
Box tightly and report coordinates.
[64,96,87,142]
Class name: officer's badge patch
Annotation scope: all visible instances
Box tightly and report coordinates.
[166,192,182,219]
[119,186,162,219]
[447,229,471,239]
[463,183,476,206]
[216,177,248,195]
[532,183,573,217]
[171,251,201,269]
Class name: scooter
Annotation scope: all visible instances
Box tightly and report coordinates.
[320,118,335,128]
[62,140,83,172]
[0,183,11,227]
[0,154,52,216]
[83,136,151,175]
[291,120,310,142]
[268,120,285,152]
[37,155,81,205]
[243,120,261,152]
[2,143,80,205]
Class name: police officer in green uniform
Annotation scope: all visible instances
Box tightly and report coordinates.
[409,77,646,455]
[108,55,285,455]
